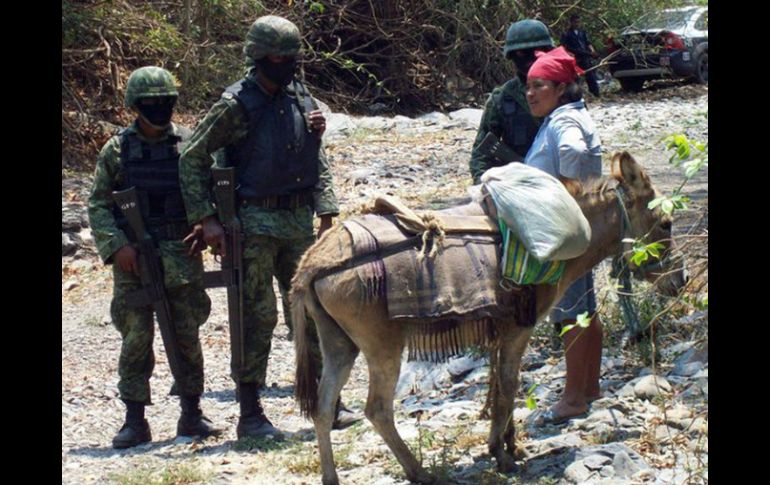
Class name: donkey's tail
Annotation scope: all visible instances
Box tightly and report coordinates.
[292,272,320,419]
[292,226,347,418]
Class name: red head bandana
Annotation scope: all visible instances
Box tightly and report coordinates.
[527,46,585,84]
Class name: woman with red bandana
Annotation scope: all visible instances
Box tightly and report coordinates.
[523,46,605,425]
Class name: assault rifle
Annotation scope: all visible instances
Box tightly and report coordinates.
[477,132,524,164]
[113,187,185,385]
[202,167,245,398]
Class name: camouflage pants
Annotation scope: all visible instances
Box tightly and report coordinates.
[236,234,321,385]
[110,250,211,404]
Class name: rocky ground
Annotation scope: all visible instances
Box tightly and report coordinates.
[62,82,708,485]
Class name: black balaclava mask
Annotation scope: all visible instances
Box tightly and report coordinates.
[256,57,297,86]
[137,97,176,129]
[511,49,538,82]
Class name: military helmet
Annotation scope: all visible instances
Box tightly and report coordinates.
[243,15,301,62]
[124,66,179,108]
[503,19,554,58]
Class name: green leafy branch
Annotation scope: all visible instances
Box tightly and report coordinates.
[559,311,592,337]
[624,240,665,267]
[648,133,708,216]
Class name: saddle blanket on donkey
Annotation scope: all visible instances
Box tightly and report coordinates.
[339,196,539,361]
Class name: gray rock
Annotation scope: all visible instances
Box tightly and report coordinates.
[314,98,331,115]
[348,168,376,185]
[670,361,704,377]
[531,363,555,376]
[583,408,634,430]
[661,340,696,359]
[615,379,640,397]
[326,113,358,137]
[62,232,80,256]
[673,310,708,327]
[426,400,477,423]
[612,450,641,478]
[359,116,396,131]
[393,115,416,129]
[672,340,708,371]
[446,355,486,380]
[590,396,624,410]
[448,108,482,128]
[638,367,654,377]
[70,259,94,272]
[634,375,672,400]
[462,365,490,383]
[513,406,533,422]
[588,422,641,444]
[565,461,593,483]
[666,406,692,420]
[575,443,652,475]
[62,204,88,231]
[417,112,451,125]
[681,378,708,400]
[599,465,616,478]
[523,432,584,458]
[584,454,612,470]
[654,425,679,441]
[654,467,692,485]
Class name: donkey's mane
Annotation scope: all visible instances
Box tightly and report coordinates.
[576,175,623,209]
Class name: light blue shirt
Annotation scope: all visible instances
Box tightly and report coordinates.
[524,100,602,182]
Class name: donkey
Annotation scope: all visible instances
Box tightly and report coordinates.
[292,152,687,484]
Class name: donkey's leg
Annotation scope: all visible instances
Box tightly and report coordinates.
[489,324,534,473]
[365,345,434,484]
[306,296,359,485]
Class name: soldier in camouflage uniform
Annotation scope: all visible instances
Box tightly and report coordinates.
[88,66,220,449]
[469,19,555,184]
[179,15,360,440]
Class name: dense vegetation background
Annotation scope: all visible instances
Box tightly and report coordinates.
[62,0,699,168]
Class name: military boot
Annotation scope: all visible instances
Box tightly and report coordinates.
[177,395,222,438]
[112,400,152,449]
[332,397,363,430]
[236,383,284,440]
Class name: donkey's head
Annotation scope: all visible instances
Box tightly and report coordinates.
[611,152,688,297]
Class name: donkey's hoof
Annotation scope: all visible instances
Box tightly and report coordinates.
[495,454,520,474]
[408,470,437,484]
[322,473,339,485]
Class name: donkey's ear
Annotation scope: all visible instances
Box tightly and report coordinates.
[611,151,651,190]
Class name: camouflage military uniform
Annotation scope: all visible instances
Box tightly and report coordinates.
[469,19,555,184]
[88,122,211,404]
[469,77,541,184]
[179,68,338,387]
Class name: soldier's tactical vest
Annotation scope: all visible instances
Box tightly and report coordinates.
[113,128,190,241]
[224,78,320,199]
[497,79,540,162]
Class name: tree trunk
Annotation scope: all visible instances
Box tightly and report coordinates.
[182,0,193,35]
